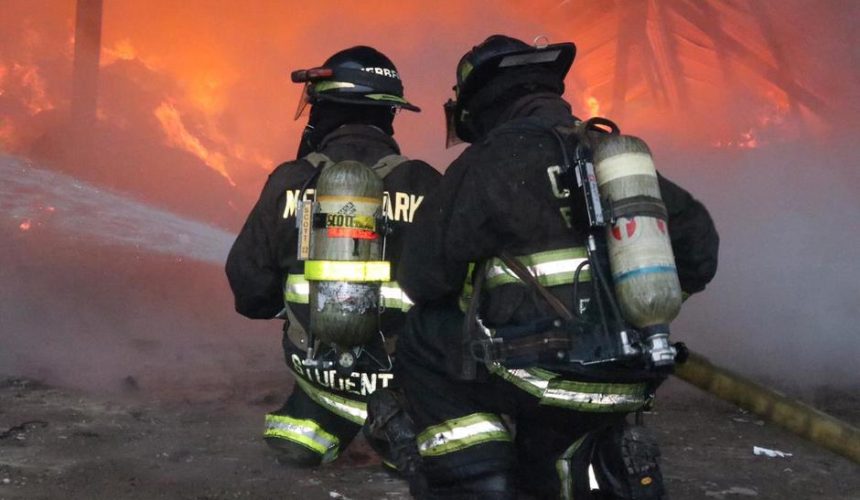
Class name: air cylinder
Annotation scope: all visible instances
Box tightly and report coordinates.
[592,135,682,359]
[305,160,388,348]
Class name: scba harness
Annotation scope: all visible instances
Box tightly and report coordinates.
[460,118,683,382]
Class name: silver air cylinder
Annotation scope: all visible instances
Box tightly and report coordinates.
[593,136,682,366]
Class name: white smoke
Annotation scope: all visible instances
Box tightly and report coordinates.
[662,137,860,388]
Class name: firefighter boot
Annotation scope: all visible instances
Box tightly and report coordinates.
[364,388,428,497]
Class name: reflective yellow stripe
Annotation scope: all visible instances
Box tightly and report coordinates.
[458,262,477,313]
[285,274,310,304]
[557,434,589,500]
[304,260,390,282]
[380,283,414,311]
[285,274,412,310]
[484,247,590,289]
[542,379,650,412]
[489,365,554,398]
[263,414,340,463]
[416,413,511,457]
[314,81,355,92]
[490,365,650,411]
[459,248,590,310]
[365,93,409,104]
[291,374,368,424]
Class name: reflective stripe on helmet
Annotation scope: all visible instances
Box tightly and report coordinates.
[484,247,590,289]
[284,273,411,310]
[263,414,340,463]
[291,374,368,425]
[313,81,357,93]
[364,93,409,104]
[416,413,511,458]
[304,260,391,282]
[490,365,650,412]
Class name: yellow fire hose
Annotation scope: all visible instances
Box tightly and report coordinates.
[674,350,860,464]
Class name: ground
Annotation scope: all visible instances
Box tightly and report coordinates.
[1,374,857,500]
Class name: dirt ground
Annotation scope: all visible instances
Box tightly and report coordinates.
[1,228,857,499]
[1,374,857,500]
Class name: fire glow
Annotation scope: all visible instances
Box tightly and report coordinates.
[153,101,236,187]
[1,62,54,115]
[0,0,847,207]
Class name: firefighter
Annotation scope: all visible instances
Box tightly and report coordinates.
[393,35,719,498]
[225,46,440,468]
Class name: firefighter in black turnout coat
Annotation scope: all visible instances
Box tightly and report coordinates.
[226,46,439,467]
[394,36,719,498]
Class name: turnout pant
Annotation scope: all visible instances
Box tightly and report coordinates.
[396,304,662,499]
[263,332,396,466]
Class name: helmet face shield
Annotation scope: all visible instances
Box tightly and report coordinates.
[444,98,464,148]
[294,82,312,120]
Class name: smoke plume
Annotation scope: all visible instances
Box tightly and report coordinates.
[0,1,858,397]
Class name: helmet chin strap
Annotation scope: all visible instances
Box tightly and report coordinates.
[295,124,315,159]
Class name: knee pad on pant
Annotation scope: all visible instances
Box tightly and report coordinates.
[264,436,325,467]
[592,423,665,499]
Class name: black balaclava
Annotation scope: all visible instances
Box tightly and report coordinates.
[465,66,565,141]
[296,101,395,158]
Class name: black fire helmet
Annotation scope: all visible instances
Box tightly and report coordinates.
[445,35,576,146]
[292,46,420,119]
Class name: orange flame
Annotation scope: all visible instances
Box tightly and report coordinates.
[102,39,141,66]
[0,0,849,197]
[154,101,236,186]
[713,89,791,149]
[12,63,54,115]
[585,96,601,119]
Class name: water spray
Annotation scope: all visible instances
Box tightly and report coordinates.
[0,154,235,265]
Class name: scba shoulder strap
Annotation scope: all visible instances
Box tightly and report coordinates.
[302,152,410,180]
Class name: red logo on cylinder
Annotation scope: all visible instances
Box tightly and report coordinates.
[611,218,637,241]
